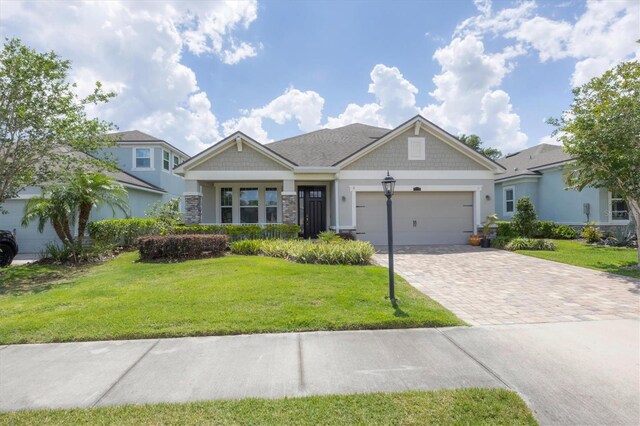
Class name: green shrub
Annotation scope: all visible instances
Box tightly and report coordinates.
[338,231,356,240]
[581,222,602,243]
[505,237,555,251]
[317,231,341,243]
[512,197,538,237]
[490,236,512,249]
[88,218,161,248]
[534,221,557,238]
[145,197,184,233]
[496,221,516,237]
[228,239,375,265]
[533,239,557,251]
[230,239,262,255]
[171,224,300,241]
[553,224,577,239]
[138,234,228,261]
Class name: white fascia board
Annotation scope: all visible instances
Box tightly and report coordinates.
[338,170,495,180]
[293,166,340,173]
[184,170,296,181]
[495,175,542,184]
[120,182,166,195]
[349,184,482,192]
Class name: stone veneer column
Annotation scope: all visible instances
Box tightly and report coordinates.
[184,194,202,224]
[281,194,298,225]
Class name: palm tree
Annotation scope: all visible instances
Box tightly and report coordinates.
[22,173,129,249]
[69,173,129,242]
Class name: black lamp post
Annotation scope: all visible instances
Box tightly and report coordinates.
[381,172,396,303]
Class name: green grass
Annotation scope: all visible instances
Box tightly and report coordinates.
[516,239,640,279]
[0,252,463,344]
[0,389,537,425]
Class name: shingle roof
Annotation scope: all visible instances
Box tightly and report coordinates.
[496,144,572,181]
[109,130,190,159]
[266,123,390,167]
[109,169,165,193]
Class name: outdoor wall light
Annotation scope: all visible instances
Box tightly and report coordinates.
[486,194,491,201]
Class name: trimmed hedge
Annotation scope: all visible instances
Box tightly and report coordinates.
[89,219,300,247]
[88,218,161,248]
[496,220,577,240]
[171,224,300,241]
[496,221,517,237]
[230,239,375,265]
[138,234,228,261]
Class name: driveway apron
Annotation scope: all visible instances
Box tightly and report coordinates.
[374,245,640,325]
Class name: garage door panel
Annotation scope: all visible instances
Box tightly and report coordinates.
[355,192,473,245]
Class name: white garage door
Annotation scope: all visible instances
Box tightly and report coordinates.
[355,192,474,245]
[0,199,58,254]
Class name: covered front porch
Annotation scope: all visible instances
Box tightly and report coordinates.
[183,177,339,239]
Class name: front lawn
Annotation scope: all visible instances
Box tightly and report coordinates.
[0,252,463,344]
[0,389,537,425]
[516,239,640,279]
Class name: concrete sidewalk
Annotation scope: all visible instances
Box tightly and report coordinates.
[1,320,639,425]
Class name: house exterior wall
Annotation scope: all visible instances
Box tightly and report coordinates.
[344,128,486,171]
[191,145,288,171]
[100,145,185,203]
[495,168,611,224]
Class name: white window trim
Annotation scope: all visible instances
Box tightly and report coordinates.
[407,137,426,160]
[214,183,282,224]
[608,191,630,224]
[162,149,170,173]
[132,147,154,171]
[503,185,515,217]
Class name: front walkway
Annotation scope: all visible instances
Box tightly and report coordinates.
[374,245,640,325]
[1,321,638,425]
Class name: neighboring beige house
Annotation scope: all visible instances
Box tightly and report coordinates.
[174,115,505,245]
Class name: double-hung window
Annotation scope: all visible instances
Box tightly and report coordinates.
[173,155,180,169]
[162,150,170,171]
[240,188,259,223]
[504,187,515,214]
[265,188,278,223]
[220,188,233,223]
[611,193,629,220]
[135,148,152,169]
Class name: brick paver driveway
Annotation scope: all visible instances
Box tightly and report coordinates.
[374,246,640,325]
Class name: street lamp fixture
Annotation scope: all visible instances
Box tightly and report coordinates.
[381,172,396,303]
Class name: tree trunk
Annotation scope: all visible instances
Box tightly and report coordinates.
[628,199,640,268]
[51,219,70,245]
[77,202,91,243]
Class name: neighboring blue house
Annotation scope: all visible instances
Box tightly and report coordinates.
[494,144,629,229]
[0,130,188,253]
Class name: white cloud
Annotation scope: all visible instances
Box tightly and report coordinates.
[464,0,640,87]
[539,134,564,146]
[222,88,325,141]
[0,0,259,154]
[423,35,528,153]
[326,65,420,129]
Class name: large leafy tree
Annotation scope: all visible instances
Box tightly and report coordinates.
[457,134,502,160]
[22,173,128,255]
[0,38,117,209]
[549,60,640,266]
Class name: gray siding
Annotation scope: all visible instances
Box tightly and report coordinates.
[192,145,288,171]
[344,128,486,171]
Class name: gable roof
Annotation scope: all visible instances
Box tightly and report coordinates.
[110,130,190,159]
[175,131,298,173]
[266,123,389,167]
[496,144,572,182]
[334,115,506,172]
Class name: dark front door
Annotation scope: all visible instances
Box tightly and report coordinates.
[298,186,326,239]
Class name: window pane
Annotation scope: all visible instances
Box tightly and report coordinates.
[136,158,150,168]
[265,188,277,206]
[240,188,258,206]
[163,151,170,170]
[174,155,180,167]
[266,207,278,223]
[506,201,514,212]
[136,148,150,158]
[505,189,513,201]
[240,207,258,223]
[221,188,232,207]
[611,199,629,220]
[221,207,233,223]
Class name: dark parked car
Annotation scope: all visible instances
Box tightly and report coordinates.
[0,229,18,267]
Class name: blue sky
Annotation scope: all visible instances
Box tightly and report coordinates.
[1,0,638,155]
